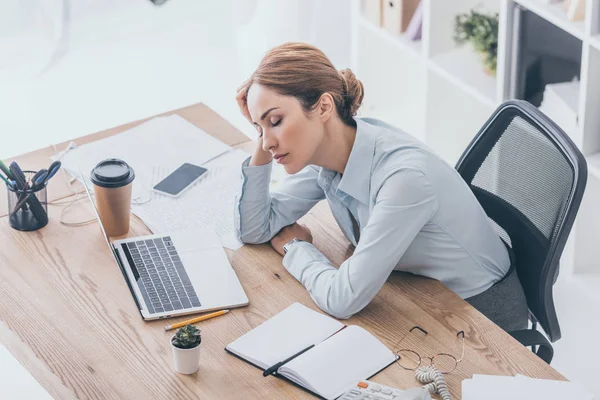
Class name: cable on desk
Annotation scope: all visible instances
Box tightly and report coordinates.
[415,366,452,400]
[48,142,97,227]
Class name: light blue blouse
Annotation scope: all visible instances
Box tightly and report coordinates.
[234,117,510,319]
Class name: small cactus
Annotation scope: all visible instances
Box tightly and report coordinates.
[171,324,202,349]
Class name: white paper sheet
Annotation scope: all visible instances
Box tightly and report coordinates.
[462,374,595,400]
[131,149,250,250]
[58,115,231,202]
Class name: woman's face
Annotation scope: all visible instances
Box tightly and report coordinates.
[246,84,323,174]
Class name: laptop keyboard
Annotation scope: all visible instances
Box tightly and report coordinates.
[126,236,201,314]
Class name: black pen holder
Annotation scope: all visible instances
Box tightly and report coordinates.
[7,171,49,231]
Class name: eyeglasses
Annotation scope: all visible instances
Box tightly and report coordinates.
[393,326,465,374]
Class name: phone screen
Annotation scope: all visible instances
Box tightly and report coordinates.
[153,163,208,196]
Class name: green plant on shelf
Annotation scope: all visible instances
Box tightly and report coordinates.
[454,8,499,76]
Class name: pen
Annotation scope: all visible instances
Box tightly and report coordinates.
[0,174,14,188]
[9,162,29,211]
[0,159,13,180]
[164,309,230,331]
[263,344,315,377]
[9,161,47,223]
[9,162,26,190]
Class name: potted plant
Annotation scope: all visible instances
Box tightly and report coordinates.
[454,8,499,76]
[171,324,202,374]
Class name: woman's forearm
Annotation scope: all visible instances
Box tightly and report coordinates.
[235,158,325,245]
[235,158,274,244]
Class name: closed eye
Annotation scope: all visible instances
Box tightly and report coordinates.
[271,119,282,127]
[254,124,263,137]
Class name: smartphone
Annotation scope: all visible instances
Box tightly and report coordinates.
[152,163,208,198]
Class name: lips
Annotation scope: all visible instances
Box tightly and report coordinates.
[273,153,289,161]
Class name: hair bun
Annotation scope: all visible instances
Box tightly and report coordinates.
[339,69,364,117]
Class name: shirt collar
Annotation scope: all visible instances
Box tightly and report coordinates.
[336,118,377,205]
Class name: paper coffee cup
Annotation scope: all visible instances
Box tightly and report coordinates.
[90,159,135,237]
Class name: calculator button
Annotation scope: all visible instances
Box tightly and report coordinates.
[357,382,368,389]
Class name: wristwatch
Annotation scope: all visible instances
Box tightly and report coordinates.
[283,238,301,254]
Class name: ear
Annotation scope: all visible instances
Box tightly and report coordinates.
[316,93,335,122]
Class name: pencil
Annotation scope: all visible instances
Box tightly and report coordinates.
[164,309,230,331]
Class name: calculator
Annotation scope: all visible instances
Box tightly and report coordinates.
[338,380,432,400]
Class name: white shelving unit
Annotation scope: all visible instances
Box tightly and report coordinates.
[351,0,600,281]
[428,46,497,107]
[512,0,586,39]
[356,15,423,58]
[591,34,600,49]
[353,0,501,163]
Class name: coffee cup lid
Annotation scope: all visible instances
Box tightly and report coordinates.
[90,158,135,188]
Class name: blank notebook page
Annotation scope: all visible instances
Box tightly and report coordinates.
[279,325,397,400]
[225,303,344,370]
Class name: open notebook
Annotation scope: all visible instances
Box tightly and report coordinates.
[225,303,398,400]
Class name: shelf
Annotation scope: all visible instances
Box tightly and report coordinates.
[591,34,600,51]
[357,16,423,60]
[428,47,497,108]
[513,0,586,40]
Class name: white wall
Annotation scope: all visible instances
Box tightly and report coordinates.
[235,0,352,81]
[0,0,353,159]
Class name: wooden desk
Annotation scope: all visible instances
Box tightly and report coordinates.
[0,104,564,399]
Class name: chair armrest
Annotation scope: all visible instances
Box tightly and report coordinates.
[509,329,554,364]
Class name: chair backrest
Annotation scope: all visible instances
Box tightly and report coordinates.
[455,100,587,342]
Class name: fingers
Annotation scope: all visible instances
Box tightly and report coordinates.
[237,77,251,93]
[236,80,249,107]
[235,86,247,107]
[300,223,311,233]
[236,90,252,124]
[235,90,247,111]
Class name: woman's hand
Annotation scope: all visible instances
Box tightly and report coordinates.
[237,80,271,166]
[249,137,272,166]
[270,223,313,257]
[236,80,253,124]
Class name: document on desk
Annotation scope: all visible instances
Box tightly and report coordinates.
[462,373,595,399]
[132,149,250,251]
[58,115,231,201]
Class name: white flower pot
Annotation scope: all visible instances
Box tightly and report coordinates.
[171,335,201,374]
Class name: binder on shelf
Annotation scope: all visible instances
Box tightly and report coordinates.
[225,303,398,400]
[361,0,383,26]
[564,0,586,21]
[383,0,421,34]
[404,1,423,41]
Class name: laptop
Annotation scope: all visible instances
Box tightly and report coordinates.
[80,171,249,320]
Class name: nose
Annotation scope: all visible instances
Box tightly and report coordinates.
[261,129,277,152]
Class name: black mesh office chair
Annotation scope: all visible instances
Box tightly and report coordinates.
[455,100,587,364]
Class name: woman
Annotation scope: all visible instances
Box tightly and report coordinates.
[234,42,528,332]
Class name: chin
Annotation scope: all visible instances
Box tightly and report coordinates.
[283,163,303,175]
